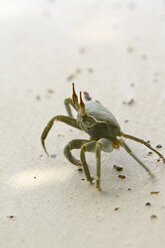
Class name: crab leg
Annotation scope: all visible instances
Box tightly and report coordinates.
[41,115,81,156]
[95,139,113,191]
[64,139,88,166]
[120,139,154,177]
[80,141,96,183]
[121,132,165,163]
[80,139,113,191]
[64,97,77,118]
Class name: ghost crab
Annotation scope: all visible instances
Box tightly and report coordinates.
[41,83,165,191]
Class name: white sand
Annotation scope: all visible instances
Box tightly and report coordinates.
[0,0,165,247]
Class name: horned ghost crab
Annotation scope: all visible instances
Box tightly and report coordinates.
[41,83,165,191]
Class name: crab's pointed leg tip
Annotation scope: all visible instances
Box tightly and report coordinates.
[97,187,102,192]
[44,148,49,157]
[146,168,155,178]
[41,142,50,157]
[150,172,155,178]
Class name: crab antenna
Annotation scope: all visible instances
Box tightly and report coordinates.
[80,91,86,115]
[72,83,79,108]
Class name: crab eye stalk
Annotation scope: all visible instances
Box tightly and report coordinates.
[79,91,86,116]
[72,83,79,108]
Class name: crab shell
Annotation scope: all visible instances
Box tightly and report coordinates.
[77,101,121,139]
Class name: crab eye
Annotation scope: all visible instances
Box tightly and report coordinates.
[79,91,86,115]
[72,83,79,106]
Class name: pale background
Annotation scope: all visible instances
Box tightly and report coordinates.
[0,0,165,247]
